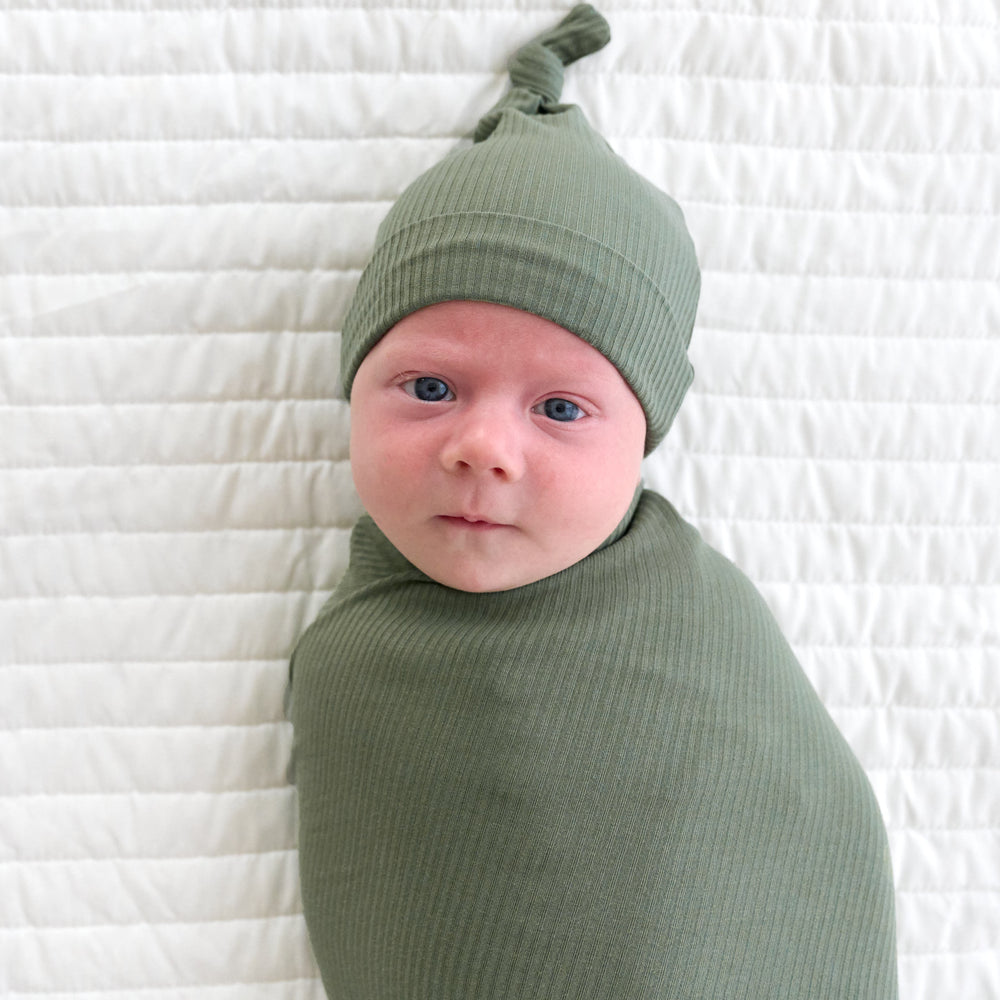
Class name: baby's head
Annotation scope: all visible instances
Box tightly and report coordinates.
[341,5,701,591]
[350,299,647,592]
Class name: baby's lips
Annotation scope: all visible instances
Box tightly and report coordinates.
[440,513,511,528]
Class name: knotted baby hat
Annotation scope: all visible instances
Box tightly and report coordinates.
[341,4,701,453]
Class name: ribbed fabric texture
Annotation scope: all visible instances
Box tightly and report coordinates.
[340,5,701,454]
[290,491,899,999]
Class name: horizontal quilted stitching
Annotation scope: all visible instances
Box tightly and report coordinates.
[2,3,997,997]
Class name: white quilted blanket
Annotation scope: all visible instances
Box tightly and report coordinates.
[2,2,998,997]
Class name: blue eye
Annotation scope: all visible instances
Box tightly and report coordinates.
[538,398,583,422]
[405,377,453,402]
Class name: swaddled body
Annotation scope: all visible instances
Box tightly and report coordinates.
[289,6,898,996]
[291,491,897,998]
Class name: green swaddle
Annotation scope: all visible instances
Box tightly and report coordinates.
[290,491,897,997]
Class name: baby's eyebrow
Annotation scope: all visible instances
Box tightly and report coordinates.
[382,342,459,366]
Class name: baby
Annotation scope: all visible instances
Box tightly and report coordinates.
[289,6,898,998]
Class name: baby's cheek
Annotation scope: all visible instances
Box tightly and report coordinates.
[349,437,392,508]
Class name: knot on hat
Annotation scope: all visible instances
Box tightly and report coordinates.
[509,40,565,105]
[474,4,610,143]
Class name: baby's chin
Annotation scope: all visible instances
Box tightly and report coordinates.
[415,558,557,594]
[403,540,581,594]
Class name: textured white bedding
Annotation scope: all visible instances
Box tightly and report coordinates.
[2,1,998,997]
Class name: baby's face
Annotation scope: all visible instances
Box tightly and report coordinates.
[349,300,647,592]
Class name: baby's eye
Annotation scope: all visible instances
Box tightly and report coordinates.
[535,397,584,422]
[403,377,453,402]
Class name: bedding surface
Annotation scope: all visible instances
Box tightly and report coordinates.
[2,1,998,998]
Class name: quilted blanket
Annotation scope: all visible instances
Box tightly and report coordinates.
[2,2,997,998]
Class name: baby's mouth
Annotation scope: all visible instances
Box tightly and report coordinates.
[438,514,509,530]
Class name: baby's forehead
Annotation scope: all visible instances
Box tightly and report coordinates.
[378,300,626,380]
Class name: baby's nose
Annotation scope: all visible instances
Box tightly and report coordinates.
[439,410,526,482]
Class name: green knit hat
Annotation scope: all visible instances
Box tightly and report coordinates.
[341,4,700,454]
